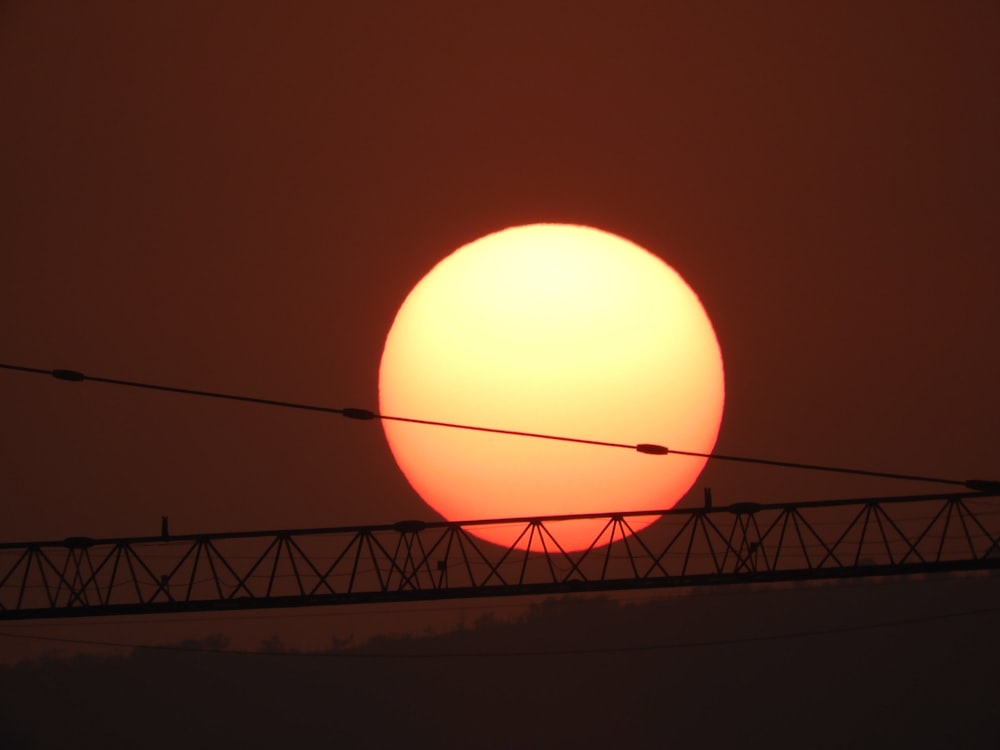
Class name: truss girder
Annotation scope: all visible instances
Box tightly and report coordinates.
[1,491,997,620]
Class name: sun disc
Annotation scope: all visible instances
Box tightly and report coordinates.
[379,224,724,551]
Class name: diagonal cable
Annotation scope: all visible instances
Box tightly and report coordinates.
[1,362,996,491]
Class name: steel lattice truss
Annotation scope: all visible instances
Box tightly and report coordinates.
[1,491,997,620]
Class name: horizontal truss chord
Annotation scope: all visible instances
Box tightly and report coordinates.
[0,490,997,620]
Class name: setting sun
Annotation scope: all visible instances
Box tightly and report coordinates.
[379,224,724,550]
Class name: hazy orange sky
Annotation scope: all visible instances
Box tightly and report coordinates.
[1,2,997,568]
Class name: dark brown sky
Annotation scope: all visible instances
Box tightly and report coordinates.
[2,1,998,549]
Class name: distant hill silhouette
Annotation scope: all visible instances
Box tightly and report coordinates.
[1,573,997,749]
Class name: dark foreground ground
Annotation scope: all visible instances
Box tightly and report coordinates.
[1,573,997,749]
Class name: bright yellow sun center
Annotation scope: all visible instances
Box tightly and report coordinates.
[379,224,725,550]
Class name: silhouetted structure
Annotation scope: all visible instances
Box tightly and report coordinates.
[0,490,996,620]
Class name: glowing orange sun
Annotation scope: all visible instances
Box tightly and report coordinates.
[379,224,724,550]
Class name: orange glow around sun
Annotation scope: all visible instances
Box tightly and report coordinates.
[379,224,724,551]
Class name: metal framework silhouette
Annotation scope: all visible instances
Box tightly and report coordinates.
[1,489,997,621]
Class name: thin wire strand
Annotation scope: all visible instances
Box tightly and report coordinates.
[0,362,983,488]
[0,606,994,658]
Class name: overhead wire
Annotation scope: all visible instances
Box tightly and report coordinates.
[1,362,995,491]
[0,605,995,658]
[3,362,995,661]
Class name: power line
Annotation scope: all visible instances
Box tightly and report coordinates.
[0,606,994,658]
[1,362,996,491]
